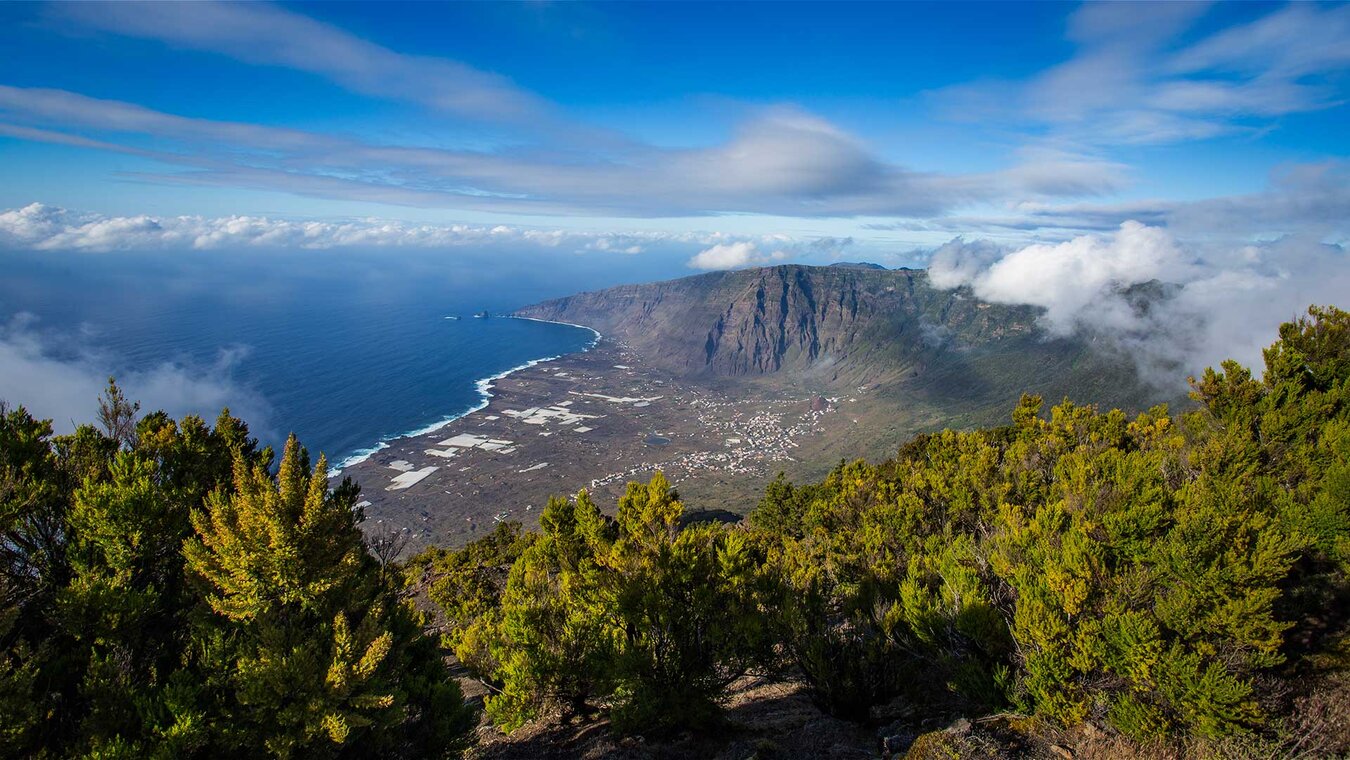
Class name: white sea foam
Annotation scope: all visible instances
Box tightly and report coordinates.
[329,316,602,476]
[510,315,602,343]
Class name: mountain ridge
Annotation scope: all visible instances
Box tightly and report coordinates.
[514,264,1166,446]
[518,264,1053,383]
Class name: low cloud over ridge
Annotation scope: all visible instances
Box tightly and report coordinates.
[929,222,1350,386]
[687,241,788,270]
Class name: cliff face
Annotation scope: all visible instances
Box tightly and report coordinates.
[516,263,1166,463]
[515,265,1046,387]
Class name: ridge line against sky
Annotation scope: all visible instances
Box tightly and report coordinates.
[0,0,1345,253]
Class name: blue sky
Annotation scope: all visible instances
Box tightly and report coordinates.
[0,1,1346,269]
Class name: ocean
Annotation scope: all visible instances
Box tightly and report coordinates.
[0,248,611,468]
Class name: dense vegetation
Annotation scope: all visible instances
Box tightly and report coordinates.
[2,305,1347,757]
[0,385,472,758]
[411,305,1350,752]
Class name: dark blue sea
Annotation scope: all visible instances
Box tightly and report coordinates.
[0,248,651,468]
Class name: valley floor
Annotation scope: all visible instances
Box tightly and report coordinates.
[340,338,876,553]
[342,327,1151,557]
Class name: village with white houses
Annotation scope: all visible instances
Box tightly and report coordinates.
[342,339,845,553]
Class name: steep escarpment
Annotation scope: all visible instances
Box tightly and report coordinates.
[516,265,1166,430]
[518,266,1065,383]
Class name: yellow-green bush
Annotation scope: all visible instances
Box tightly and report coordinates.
[425,305,1349,743]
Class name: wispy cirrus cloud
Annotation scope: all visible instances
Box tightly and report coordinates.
[0,85,1086,218]
[63,0,1349,152]
[13,3,1031,219]
[0,85,335,151]
[0,0,1341,243]
[867,161,1350,242]
[56,1,547,124]
[0,2,1154,222]
[929,2,1350,147]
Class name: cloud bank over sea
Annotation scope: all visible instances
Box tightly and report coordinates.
[0,202,860,265]
[0,313,273,438]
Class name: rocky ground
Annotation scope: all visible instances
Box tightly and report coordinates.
[464,677,874,760]
[458,674,1350,760]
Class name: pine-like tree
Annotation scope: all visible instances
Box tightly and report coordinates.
[185,434,468,757]
[485,492,618,731]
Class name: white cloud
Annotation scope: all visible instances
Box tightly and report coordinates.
[674,112,888,199]
[928,2,1350,147]
[0,202,856,257]
[0,85,327,151]
[0,83,1108,219]
[926,237,1006,289]
[928,222,1350,386]
[21,2,1339,224]
[58,1,545,123]
[934,221,1190,334]
[996,148,1128,197]
[870,161,1350,242]
[0,202,582,252]
[687,242,787,270]
[0,1,1338,242]
[1166,3,1350,79]
[0,314,272,437]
